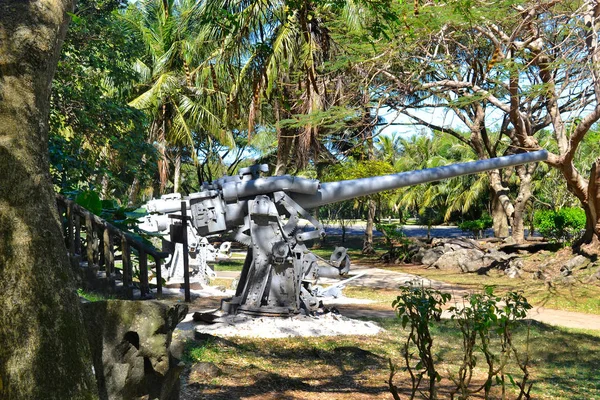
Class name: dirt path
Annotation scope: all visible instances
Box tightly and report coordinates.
[216,268,600,331]
[328,267,600,331]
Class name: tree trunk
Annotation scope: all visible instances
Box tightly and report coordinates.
[511,167,533,244]
[578,159,600,255]
[0,1,98,399]
[173,148,181,194]
[127,176,141,207]
[100,174,110,200]
[363,199,376,255]
[491,192,509,238]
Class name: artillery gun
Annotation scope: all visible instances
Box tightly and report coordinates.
[138,193,231,286]
[161,150,548,316]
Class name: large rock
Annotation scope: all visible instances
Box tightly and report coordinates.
[565,255,591,271]
[82,300,188,400]
[432,248,485,271]
[421,248,445,266]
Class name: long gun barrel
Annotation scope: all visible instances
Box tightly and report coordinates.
[291,150,548,209]
[150,149,548,317]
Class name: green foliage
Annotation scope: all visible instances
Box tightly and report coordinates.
[534,207,586,244]
[77,288,115,302]
[458,215,493,239]
[75,191,103,216]
[50,0,155,200]
[449,287,533,398]
[390,285,534,399]
[376,223,412,263]
[391,284,451,399]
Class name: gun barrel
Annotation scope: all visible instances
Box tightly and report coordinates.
[291,150,548,209]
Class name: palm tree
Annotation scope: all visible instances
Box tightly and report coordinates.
[196,0,377,175]
[124,0,233,196]
[394,133,490,230]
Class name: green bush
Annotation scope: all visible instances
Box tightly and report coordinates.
[534,207,585,243]
[376,223,412,263]
[389,285,533,400]
[458,215,493,238]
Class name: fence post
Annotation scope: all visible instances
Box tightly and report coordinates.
[139,249,149,298]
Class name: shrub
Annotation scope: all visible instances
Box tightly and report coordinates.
[389,285,533,400]
[376,223,412,263]
[534,207,586,244]
[458,215,493,239]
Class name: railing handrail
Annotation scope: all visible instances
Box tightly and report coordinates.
[56,194,169,260]
[56,194,171,299]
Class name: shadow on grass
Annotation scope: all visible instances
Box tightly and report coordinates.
[182,333,396,399]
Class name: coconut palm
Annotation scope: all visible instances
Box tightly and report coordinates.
[393,133,489,227]
[196,0,378,174]
[124,0,233,195]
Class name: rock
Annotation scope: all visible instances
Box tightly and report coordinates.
[503,236,517,245]
[483,249,513,263]
[432,237,481,250]
[432,248,485,271]
[421,248,444,266]
[505,265,522,278]
[565,255,591,271]
[189,362,222,381]
[532,270,546,280]
[560,266,572,277]
[411,247,427,264]
[82,300,188,400]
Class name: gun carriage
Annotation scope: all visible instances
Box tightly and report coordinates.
[143,150,548,317]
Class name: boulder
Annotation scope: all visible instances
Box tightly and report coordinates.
[432,248,485,271]
[189,362,222,380]
[505,259,524,278]
[82,300,188,400]
[421,248,445,266]
[565,255,591,271]
[483,249,513,263]
[411,247,427,264]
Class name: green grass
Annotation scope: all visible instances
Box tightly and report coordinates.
[212,260,245,271]
[182,317,600,399]
[77,288,115,302]
[390,265,600,315]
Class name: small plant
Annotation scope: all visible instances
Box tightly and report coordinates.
[376,223,412,263]
[534,207,585,244]
[77,288,114,302]
[449,287,533,399]
[389,285,533,400]
[458,215,493,239]
[390,283,451,400]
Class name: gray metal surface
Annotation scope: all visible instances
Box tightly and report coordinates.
[170,150,548,316]
[291,150,548,209]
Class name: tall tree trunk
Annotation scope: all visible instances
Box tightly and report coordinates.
[511,166,533,244]
[491,192,509,238]
[0,1,98,398]
[363,199,376,255]
[128,176,141,207]
[173,148,181,194]
[577,159,600,255]
[100,174,110,200]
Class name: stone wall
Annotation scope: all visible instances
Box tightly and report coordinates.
[81,300,188,400]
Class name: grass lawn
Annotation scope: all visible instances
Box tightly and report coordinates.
[390,264,600,315]
[212,235,600,315]
[212,260,245,271]
[310,235,600,316]
[181,317,600,399]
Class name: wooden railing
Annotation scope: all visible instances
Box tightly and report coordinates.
[56,195,170,299]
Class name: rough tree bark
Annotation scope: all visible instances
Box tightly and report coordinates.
[362,199,376,255]
[491,192,509,238]
[0,1,98,398]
